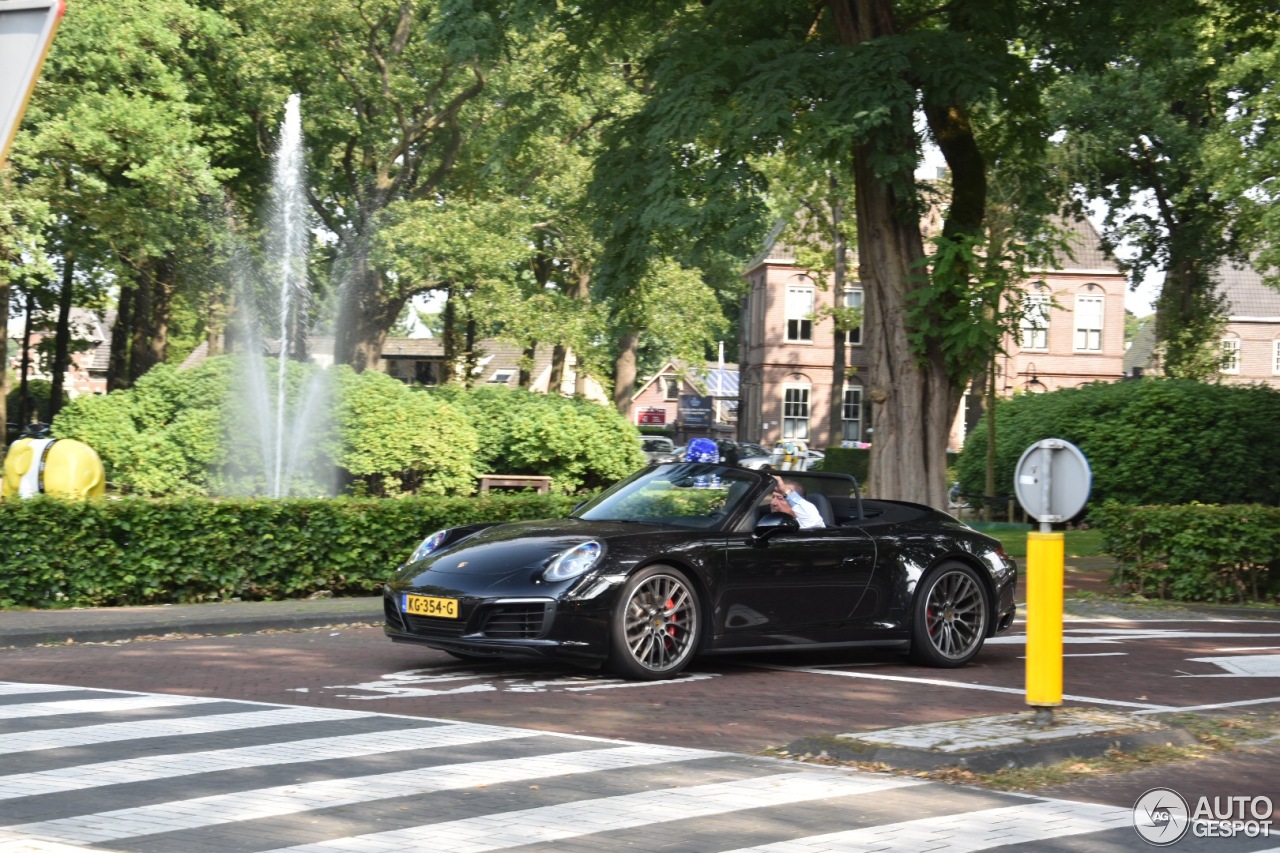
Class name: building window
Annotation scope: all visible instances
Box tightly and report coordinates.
[1273,340,1280,375]
[1074,294,1103,351]
[786,285,814,342]
[841,385,862,441]
[782,384,810,439]
[662,375,680,401]
[1021,289,1050,350]
[1220,338,1240,374]
[488,369,514,384]
[842,284,863,345]
[414,360,443,385]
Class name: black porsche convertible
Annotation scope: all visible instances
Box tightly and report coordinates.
[383,462,1018,680]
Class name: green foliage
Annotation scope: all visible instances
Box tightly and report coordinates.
[0,494,579,608]
[431,385,647,494]
[51,356,641,497]
[331,368,479,497]
[822,447,870,485]
[53,361,231,495]
[1093,502,1280,603]
[955,379,1280,508]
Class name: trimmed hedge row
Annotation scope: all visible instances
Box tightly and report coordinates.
[0,494,580,609]
[1092,503,1280,604]
[819,448,870,484]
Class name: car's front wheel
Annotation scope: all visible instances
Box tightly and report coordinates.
[607,565,701,680]
[909,561,989,667]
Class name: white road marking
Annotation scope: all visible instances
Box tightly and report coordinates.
[0,706,373,756]
[721,800,1132,852]
[0,721,538,800]
[1133,695,1280,714]
[0,694,220,721]
[259,772,926,853]
[1182,654,1280,678]
[747,663,1172,710]
[0,684,85,697]
[305,666,720,699]
[6,745,727,843]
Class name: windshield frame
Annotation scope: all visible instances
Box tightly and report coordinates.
[574,463,768,530]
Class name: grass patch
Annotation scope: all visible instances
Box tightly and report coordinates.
[992,528,1106,560]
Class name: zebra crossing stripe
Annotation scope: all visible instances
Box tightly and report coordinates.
[0,721,541,800]
[721,800,1134,851]
[0,706,374,755]
[6,744,730,844]
[0,828,101,853]
[0,684,85,697]
[0,694,220,721]
[259,773,927,853]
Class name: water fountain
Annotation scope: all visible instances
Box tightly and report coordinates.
[224,95,334,497]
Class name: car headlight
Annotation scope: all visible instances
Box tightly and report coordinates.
[408,530,449,564]
[543,541,603,582]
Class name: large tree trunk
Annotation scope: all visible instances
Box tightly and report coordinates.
[573,271,591,397]
[1156,236,1223,380]
[830,0,981,508]
[17,295,34,425]
[831,0,941,506]
[548,344,566,394]
[49,252,75,420]
[107,283,133,391]
[334,260,391,373]
[613,328,638,419]
[827,183,848,444]
[128,258,173,383]
[0,267,9,440]
[520,343,537,389]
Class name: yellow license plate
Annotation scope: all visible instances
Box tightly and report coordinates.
[402,594,459,618]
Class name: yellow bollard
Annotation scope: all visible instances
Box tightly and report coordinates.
[1025,530,1065,711]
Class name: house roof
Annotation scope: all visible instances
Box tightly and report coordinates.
[746,214,1120,277]
[1045,218,1122,273]
[1217,258,1280,318]
[632,360,740,401]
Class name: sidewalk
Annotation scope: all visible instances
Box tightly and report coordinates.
[0,595,383,648]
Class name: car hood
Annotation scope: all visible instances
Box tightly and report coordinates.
[398,518,661,583]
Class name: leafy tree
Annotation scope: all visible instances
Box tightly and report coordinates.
[8,0,236,390]
[1209,6,1280,279]
[1048,0,1274,378]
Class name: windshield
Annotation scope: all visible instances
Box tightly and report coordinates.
[576,463,762,529]
[641,438,674,453]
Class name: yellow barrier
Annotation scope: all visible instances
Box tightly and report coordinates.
[2,437,105,499]
[1025,530,1064,708]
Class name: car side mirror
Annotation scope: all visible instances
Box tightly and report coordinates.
[750,511,799,545]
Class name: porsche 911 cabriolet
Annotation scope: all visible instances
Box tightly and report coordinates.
[383,463,1018,680]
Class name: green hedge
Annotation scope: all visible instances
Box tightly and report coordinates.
[0,494,580,609]
[956,379,1280,507]
[820,447,870,484]
[1092,503,1280,604]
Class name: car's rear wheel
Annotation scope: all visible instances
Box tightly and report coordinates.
[909,561,989,667]
[607,565,701,680]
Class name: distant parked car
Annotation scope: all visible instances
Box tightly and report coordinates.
[738,442,824,472]
[639,436,680,463]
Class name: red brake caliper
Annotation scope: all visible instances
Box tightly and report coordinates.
[665,597,678,643]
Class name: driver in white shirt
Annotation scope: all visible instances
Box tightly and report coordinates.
[771,475,825,529]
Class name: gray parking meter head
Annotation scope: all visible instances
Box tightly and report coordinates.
[1014,439,1092,524]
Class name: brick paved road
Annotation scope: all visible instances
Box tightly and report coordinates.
[1,611,1278,850]
[1,680,1273,853]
